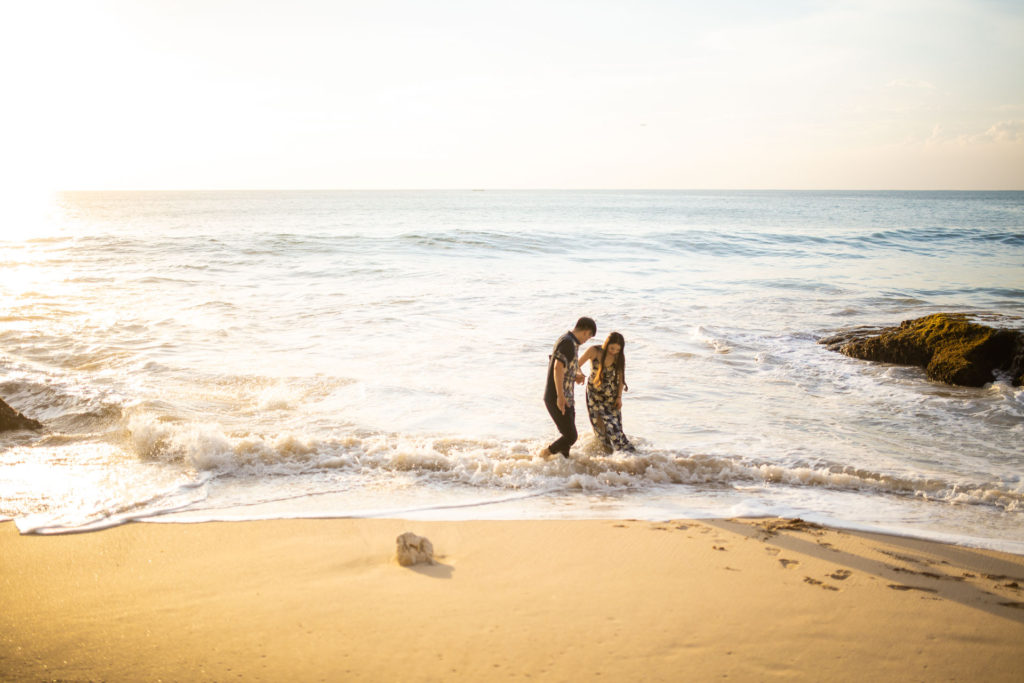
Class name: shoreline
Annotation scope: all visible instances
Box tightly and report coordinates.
[2,517,1023,681]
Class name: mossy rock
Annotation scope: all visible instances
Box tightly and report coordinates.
[833,313,1023,387]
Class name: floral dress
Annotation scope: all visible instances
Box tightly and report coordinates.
[586,356,635,452]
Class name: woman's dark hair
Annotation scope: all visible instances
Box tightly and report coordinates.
[594,331,627,392]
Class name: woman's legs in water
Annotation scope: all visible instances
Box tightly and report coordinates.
[591,401,634,452]
[605,409,634,451]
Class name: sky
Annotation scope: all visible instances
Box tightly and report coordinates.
[2,0,1023,191]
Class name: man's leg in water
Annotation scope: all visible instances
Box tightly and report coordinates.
[544,400,577,457]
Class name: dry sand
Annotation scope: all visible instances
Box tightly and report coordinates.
[2,517,1023,682]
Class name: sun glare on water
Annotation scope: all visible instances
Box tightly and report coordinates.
[0,185,68,310]
[0,187,63,242]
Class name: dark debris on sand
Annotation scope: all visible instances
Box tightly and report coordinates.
[755,518,826,537]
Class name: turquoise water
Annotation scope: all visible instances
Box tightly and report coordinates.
[1,191,1022,549]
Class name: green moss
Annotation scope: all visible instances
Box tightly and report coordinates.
[840,313,1022,387]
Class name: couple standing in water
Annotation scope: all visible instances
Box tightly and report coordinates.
[541,317,636,459]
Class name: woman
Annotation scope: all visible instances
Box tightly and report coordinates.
[579,331,635,453]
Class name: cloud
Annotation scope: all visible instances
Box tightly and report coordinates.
[921,119,1024,146]
[980,120,1024,143]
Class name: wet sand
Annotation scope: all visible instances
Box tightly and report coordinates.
[2,518,1023,681]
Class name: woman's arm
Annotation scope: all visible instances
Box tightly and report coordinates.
[615,368,625,409]
[578,346,598,370]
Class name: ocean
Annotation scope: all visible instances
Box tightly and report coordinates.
[1,190,1022,551]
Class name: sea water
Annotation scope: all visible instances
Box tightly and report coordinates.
[1,190,1022,550]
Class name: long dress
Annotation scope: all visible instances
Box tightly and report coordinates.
[585,356,635,453]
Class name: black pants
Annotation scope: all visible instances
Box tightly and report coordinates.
[544,399,577,457]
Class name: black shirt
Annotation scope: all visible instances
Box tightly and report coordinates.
[544,331,580,405]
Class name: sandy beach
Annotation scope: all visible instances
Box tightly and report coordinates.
[2,518,1023,682]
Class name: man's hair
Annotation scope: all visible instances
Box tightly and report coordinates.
[574,316,597,334]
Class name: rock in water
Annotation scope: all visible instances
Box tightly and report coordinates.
[0,398,42,432]
[822,313,1024,387]
[396,532,435,566]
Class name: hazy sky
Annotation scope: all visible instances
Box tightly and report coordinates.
[3,0,1023,190]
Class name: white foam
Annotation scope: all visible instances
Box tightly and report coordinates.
[692,325,732,354]
[114,413,1024,514]
[257,384,295,411]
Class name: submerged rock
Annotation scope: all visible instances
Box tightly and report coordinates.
[396,532,435,566]
[821,313,1024,387]
[0,397,42,432]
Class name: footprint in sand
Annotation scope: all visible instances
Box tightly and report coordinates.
[829,569,852,581]
[887,584,937,593]
[803,577,840,591]
[879,549,932,565]
[890,566,965,582]
[779,558,799,569]
[764,547,781,556]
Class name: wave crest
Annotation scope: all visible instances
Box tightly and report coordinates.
[123,415,1023,513]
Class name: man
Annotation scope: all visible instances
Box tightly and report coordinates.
[541,316,597,459]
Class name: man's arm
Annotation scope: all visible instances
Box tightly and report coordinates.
[553,359,567,414]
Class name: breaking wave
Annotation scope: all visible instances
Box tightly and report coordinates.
[123,413,1024,514]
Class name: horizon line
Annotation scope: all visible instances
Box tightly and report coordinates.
[54,187,1024,193]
